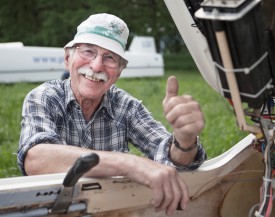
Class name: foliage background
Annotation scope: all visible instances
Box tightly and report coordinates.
[0,0,182,53]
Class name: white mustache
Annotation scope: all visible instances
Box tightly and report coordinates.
[78,66,108,82]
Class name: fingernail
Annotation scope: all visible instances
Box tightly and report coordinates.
[183,203,187,210]
[167,210,173,216]
[150,199,157,207]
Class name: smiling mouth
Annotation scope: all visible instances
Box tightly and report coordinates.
[84,74,103,82]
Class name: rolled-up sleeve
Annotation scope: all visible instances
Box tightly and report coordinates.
[18,89,65,175]
[154,135,207,171]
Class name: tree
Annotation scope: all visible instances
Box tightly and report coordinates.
[0,0,41,44]
[0,0,183,53]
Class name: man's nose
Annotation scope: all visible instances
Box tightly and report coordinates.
[88,55,105,72]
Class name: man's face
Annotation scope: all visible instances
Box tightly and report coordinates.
[65,44,123,103]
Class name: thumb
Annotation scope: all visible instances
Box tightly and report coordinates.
[163,76,179,104]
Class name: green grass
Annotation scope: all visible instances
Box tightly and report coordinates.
[0,50,248,178]
[0,83,38,177]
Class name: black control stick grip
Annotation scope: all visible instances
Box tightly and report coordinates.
[63,153,99,187]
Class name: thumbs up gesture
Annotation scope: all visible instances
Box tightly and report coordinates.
[162,76,204,148]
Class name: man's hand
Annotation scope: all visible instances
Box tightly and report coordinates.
[127,156,189,215]
[162,76,204,147]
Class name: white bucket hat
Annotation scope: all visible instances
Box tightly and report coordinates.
[64,13,129,61]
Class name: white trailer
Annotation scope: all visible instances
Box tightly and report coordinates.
[0,36,164,83]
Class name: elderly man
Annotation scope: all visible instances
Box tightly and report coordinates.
[18,13,206,215]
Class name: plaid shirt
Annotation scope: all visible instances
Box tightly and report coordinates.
[18,79,206,175]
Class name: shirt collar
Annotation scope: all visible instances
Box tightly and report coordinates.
[100,88,115,119]
[64,79,77,107]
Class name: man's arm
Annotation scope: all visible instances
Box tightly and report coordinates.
[25,143,131,177]
[24,143,188,215]
[162,76,205,166]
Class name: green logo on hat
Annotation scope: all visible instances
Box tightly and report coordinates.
[110,21,125,36]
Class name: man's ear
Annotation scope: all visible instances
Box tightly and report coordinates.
[64,48,70,70]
